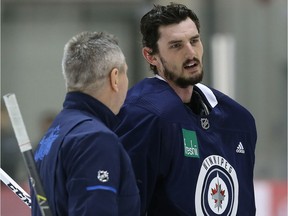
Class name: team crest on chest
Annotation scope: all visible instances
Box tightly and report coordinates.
[195,155,239,215]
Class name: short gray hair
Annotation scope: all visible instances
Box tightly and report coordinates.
[62,31,126,92]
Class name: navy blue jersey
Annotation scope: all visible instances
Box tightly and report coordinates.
[32,92,140,216]
[116,77,257,216]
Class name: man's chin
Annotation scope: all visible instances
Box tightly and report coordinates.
[175,76,203,88]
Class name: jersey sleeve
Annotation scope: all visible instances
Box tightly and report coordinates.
[59,131,129,215]
[116,105,176,215]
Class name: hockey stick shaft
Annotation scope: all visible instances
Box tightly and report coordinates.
[0,168,31,208]
[3,93,52,216]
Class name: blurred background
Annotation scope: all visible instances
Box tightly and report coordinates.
[1,0,287,215]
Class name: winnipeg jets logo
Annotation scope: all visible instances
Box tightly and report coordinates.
[209,172,228,214]
[195,155,239,215]
[97,170,109,182]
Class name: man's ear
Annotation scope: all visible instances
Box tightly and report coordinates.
[142,47,158,66]
[110,68,119,92]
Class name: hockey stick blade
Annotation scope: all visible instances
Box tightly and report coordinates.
[0,168,31,208]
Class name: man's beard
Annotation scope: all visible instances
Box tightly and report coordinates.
[161,57,204,88]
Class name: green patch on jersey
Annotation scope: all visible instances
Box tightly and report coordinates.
[182,129,200,158]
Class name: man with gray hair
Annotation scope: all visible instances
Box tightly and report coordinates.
[31,31,140,216]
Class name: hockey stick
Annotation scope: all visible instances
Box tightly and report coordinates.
[3,93,52,216]
[0,168,31,208]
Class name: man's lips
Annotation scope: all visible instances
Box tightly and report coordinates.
[183,59,199,70]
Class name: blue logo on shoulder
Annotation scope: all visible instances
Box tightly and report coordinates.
[34,125,60,161]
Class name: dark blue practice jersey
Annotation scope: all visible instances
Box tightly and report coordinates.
[32,92,140,216]
[116,77,257,216]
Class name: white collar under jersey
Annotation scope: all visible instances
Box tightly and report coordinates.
[154,74,218,108]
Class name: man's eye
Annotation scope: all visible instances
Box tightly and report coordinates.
[191,39,199,44]
[170,43,181,49]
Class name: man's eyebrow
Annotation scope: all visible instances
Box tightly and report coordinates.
[168,40,182,45]
[168,34,200,45]
[191,34,200,39]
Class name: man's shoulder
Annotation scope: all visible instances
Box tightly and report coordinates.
[53,109,116,141]
[211,87,254,116]
[204,85,256,129]
[124,77,184,116]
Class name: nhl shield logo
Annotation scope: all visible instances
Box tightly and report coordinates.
[97,170,109,182]
[195,155,239,215]
[201,118,210,129]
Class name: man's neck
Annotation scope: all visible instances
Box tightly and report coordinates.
[167,80,193,103]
